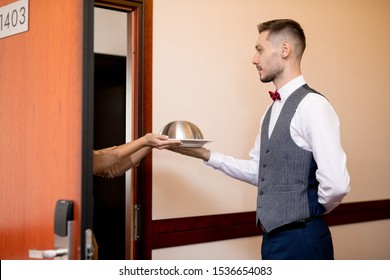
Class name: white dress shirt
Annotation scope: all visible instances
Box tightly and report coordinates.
[206,76,350,213]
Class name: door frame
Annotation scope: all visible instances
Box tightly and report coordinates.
[85,0,153,259]
[81,0,94,260]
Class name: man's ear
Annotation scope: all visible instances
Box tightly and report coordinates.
[281,42,291,58]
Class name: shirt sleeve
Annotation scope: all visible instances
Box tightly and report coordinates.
[93,146,133,178]
[205,133,261,186]
[294,94,350,213]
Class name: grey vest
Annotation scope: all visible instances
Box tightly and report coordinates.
[257,84,325,233]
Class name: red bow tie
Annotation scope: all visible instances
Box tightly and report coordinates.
[268,90,281,101]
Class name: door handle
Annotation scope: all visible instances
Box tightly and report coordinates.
[28,248,69,259]
[29,200,74,260]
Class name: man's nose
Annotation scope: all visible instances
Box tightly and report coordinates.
[252,53,259,65]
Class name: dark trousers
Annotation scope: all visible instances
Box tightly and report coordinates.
[261,217,334,260]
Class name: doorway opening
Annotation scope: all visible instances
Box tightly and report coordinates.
[91,0,153,259]
[93,53,127,259]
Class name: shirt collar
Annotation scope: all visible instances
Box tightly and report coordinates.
[276,75,306,102]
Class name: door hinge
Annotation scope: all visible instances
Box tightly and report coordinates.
[134,204,141,241]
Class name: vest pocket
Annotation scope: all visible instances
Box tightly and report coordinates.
[260,184,310,229]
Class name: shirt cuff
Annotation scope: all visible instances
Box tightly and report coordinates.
[205,151,224,169]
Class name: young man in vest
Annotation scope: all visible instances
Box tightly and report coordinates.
[169,19,350,259]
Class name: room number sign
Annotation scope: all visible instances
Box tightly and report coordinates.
[0,0,29,39]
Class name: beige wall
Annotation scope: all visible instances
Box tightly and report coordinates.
[153,220,390,260]
[152,0,390,259]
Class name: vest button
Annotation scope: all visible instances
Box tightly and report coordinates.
[260,177,264,181]
[259,190,264,195]
[262,163,267,168]
[265,149,270,153]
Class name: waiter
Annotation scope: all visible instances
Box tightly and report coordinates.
[169,19,350,259]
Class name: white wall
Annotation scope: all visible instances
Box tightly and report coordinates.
[94,7,127,56]
[152,0,390,259]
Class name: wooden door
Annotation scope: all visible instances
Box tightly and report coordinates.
[0,0,92,259]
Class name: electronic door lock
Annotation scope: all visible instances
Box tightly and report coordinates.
[29,199,74,260]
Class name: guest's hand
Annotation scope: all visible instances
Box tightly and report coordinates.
[143,133,182,149]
